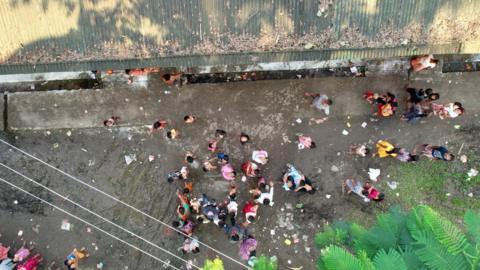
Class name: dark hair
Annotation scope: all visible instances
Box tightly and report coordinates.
[184,115,190,121]
[287,175,294,182]
[215,129,227,137]
[429,93,440,100]
[254,169,261,175]
[310,142,317,149]
[232,171,237,177]
[362,190,368,196]
[186,156,194,163]
[229,193,236,200]
[167,177,174,183]
[163,74,171,81]
[374,193,385,202]
[263,198,270,205]
[202,167,208,172]
[247,216,255,223]
[253,194,260,200]
[192,247,200,254]
[178,207,185,215]
[445,153,455,161]
[364,148,371,155]
[454,102,463,108]
[222,155,229,162]
[409,155,420,162]
[217,220,226,228]
[166,131,172,139]
[231,234,240,242]
[196,216,204,223]
[424,88,433,95]
[307,188,316,195]
[183,188,190,194]
[258,183,266,190]
[153,121,161,129]
[103,120,110,126]
[431,59,439,64]
[172,221,180,228]
[240,133,250,144]
[208,143,214,148]
[326,99,333,105]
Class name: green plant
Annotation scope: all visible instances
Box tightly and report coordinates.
[201,258,224,270]
[315,206,480,270]
[253,256,278,270]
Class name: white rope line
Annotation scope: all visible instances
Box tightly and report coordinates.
[0,138,250,269]
[0,176,181,270]
[0,162,199,270]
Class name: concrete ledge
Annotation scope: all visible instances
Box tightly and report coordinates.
[7,88,156,130]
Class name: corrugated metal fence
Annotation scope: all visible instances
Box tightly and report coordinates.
[0,0,478,74]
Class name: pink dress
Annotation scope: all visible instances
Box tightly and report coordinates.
[221,164,235,181]
[0,245,9,260]
[14,247,30,262]
[17,254,42,270]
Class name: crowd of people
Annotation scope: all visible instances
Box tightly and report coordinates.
[1,54,462,269]
[0,243,91,270]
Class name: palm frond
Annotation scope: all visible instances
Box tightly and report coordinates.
[399,246,425,270]
[465,210,480,245]
[320,245,364,270]
[357,250,376,270]
[373,249,407,270]
[422,206,471,255]
[413,231,469,270]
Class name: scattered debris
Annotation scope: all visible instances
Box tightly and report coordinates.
[296,118,302,124]
[368,168,380,181]
[330,165,339,172]
[125,154,137,165]
[467,168,478,178]
[32,224,40,234]
[66,130,72,137]
[361,122,367,128]
[460,155,468,163]
[325,194,331,199]
[387,181,398,190]
[342,129,349,135]
[53,143,59,149]
[61,219,72,231]
[468,193,474,198]
[13,200,18,204]
[454,125,461,129]
[148,155,155,162]
[17,230,23,237]
[446,193,451,197]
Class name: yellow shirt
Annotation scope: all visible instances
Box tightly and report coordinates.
[376,140,397,158]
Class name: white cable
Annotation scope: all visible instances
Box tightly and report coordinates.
[0,138,250,269]
[0,162,200,270]
[0,176,181,270]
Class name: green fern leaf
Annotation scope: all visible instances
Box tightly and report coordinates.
[357,250,376,270]
[373,249,407,270]
[413,231,469,270]
[320,245,364,270]
[422,206,471,255]
[399,246,425,270]
[465,210,480,244]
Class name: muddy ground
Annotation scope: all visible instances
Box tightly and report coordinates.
[0,72,479,269]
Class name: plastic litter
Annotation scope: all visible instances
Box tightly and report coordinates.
[148,155,155,162]
[368,168,380,181]
[342,129,349,135]
[467,168,478,178]
[18,230,23,236]
[284,239,291,245]
[125,154,137,165]
[460,155,468,163]
[330,165,339,172]
[61,219,72,231]
[361,122,367,128]
[387,181,398,190]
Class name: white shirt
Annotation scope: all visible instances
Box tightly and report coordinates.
[313,95,330,115]
[254,187,274,206]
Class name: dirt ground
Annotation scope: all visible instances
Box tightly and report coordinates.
[0,72,479,269]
